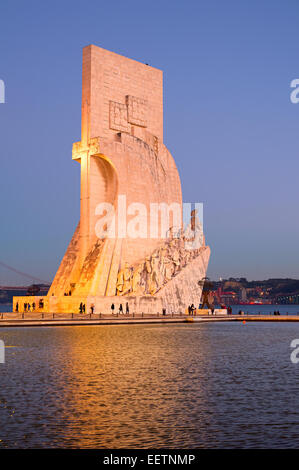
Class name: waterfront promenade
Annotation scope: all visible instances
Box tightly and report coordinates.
[0,311,299,327]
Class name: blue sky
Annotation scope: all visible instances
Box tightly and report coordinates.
[0,0,299,284]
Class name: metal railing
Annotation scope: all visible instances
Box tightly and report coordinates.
[234,311,299,316]
[1,311,299,321]
[0,311,187,321]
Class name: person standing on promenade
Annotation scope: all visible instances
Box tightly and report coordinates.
[111,303,115,315]
[126,302,129,315]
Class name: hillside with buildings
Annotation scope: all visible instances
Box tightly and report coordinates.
[212,278,299,305]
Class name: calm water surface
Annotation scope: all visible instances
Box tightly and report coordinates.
[0,322,299,448]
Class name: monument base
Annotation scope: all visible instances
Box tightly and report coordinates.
[13,246,210,315]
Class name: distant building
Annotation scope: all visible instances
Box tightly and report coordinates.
[239,288,247,302]
[220,291,238,305]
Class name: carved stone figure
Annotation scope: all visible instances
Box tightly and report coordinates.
[116,269,124,295]
[163,249,175,281]
[170,240,181,275]
[143,255,152,293]
[117,262,133,295]
[184,210,204,252]
[123,263,133,295]
[149,251,161,294]
[132,265,144,295]
[159,247,167,283]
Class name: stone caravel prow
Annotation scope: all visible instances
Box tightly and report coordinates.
[14,45,210,314]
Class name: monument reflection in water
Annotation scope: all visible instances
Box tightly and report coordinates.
[2,322,299,448]
[14,45,210,315]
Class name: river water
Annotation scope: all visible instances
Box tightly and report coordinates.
[0,321,299,448]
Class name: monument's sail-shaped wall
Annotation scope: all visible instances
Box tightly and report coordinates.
[14,45,210,314]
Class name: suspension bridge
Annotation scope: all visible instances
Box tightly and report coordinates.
[0,260,50,286]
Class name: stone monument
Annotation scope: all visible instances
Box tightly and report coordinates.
[13,45,210,314]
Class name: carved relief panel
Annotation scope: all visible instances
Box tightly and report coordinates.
[109,101,130,132]
[126,95,148,127]
[109,95,148,133]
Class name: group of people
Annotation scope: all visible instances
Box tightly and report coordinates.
[78,303,95,314]
[111,302,130,315]
[188,304,197,315]
[78,303,131,315]
[15,298,44,313]
[187,303,218,315]
[187,304,209,315]
[79,302,86,313]
[15,302,36,312]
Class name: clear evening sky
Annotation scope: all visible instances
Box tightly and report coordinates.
[0,0,299,285]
